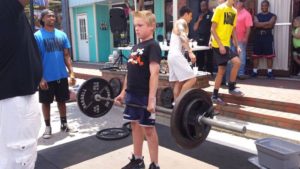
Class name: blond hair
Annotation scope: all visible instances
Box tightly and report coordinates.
[133,10,156,28]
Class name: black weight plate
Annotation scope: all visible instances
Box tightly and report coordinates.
[182,97,212,143]
[96,128,130,140]
[77,78,114,118]
[122,122,132,132]
[170,88,213,149]
[160,87,174,108]
[109,78,122,98]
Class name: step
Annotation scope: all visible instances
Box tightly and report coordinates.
[202,79,300,115]
[214,103,300,131]
[215,93,300,115]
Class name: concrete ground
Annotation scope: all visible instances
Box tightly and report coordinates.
[35,102,258,169]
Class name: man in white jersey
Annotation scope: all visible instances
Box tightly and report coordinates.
[168,6,196,103]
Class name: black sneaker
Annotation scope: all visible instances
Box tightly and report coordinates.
[149,162,160,169]
[122,155,145,169]
[61,123,78,133]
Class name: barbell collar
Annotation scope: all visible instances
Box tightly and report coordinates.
[199,117,247,134]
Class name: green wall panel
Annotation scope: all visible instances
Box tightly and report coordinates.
[96,5,111,62]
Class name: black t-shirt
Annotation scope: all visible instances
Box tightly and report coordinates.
[126,39,161,96]
[197,11,213,38]
[0,0,42,100]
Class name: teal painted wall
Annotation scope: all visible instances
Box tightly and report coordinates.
[72,5,97,62]
[96,5,111,62]
[154,1,165,41]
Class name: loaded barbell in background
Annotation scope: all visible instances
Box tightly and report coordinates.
[77,78,247,149]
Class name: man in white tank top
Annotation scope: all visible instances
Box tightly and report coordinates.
[168,6,197,102]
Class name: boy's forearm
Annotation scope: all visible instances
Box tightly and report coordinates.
[121,75,128,94]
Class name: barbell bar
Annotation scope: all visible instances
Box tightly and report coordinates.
[86,88,246,134]
[77,78,247,149]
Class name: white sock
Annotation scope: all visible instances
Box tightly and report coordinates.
[134,155,143,160]
[253,69,258,73]
[268,69,272,73]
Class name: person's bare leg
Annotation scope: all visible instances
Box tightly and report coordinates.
[214,66,226,90]
[173,81,183,100]
[180,77,196,95]
[143,126,159,164]
[57,101,66,117]
[132,122,144,157]
[229,57,241,82]
[42,103,51,122]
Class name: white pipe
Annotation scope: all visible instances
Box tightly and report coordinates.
[173,0,178,20]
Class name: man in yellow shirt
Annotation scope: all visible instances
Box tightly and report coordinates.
[211,0,244,105]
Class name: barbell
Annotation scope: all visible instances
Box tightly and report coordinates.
[76,78,247,149]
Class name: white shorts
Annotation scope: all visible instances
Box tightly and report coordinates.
[0,93,41,169]
[168,53,196,82]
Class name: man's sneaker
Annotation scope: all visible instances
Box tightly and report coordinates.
[211,96,226,105]
[149,162,160,169]
[267,72,274,79]
[251,72,258,78]
[43,126,52,139]
[122,155,145,169]
[229,88,244,97]
[61,123,78,133]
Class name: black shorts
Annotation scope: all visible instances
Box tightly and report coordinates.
[123,92,156,126]
[253,34,275,58]
[212,47,238,66]
[39,78,70,103]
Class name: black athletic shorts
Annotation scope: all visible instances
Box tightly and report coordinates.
[123,92,156,126]
[39,78,70,103]
[212,47,238,66]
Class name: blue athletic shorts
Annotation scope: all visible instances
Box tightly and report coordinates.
[123,92,156,127]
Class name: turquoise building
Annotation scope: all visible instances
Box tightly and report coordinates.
[69,0,166,63]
